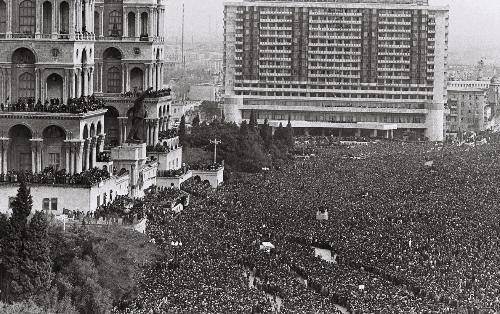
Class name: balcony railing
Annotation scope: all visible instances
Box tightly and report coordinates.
[12,32,35,38]
[75,32,95,40]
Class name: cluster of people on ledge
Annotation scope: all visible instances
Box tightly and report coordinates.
[159,129,178,140]
[1,96,106,114]
[126,141,500,313]
[120,88,171,98]
[2,167,110,186]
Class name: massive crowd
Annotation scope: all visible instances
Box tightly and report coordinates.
[129,140,500,313]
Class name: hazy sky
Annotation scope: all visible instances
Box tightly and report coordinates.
[165,0,500,61]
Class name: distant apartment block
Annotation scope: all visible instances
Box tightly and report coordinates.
[223,0,449,140]
[446,77,500,137]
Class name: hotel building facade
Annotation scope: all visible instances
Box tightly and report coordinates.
[223,0,449,140]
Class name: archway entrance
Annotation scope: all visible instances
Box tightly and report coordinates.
[47,73,63,100]
[43,125,65,171]
[104,106,120,147]
[8,125,32,171]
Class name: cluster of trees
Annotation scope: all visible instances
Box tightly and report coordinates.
[180,110,294,173]
[0,179,155,313]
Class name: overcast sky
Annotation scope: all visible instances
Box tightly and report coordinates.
[165,0,500,62]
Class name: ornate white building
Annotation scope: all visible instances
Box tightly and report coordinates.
[0,0,181,214]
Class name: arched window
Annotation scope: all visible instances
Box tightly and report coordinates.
[108,10,122,37]
[42,1,52,34]
[59,2,69,34]
[127,12,135,37]
[107,67,121,93]
[0,0,6,33]
[19,72,35,98]
[140,12,148,36]
[19,0,35,35]
[94,11,100,35]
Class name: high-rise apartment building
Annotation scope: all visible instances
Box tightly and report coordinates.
[223,0,449,141]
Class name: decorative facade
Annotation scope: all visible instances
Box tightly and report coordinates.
[223,0,449,141]
[446,76,500,137]
[0,0,176,213]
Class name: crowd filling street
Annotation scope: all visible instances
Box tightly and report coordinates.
[128,140,500,313]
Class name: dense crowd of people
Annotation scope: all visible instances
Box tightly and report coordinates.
[120,88,172,98]
[128,140,500,313]
[159,129,178,140]
[1,167,110,186]
[1,96,106,114]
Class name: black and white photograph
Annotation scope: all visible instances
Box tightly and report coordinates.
[0,0,499,312]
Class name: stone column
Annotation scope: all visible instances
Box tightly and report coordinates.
[90,1,95,34]
[6,69,11,102]
[145,121,150,145]
[89,67,94,95]
[6,0,12,38]
[82,68,88,96]
[1,139,8,174]
[148,8,153,37]
[153,9,157,37]
[99,6,104,37]
[76,141,83,173]
[135,9,140,37]
[64,141,71,173]
[31,144,37,173]
[70,69,76,98]
[152,64,157,91]
[36,140,43,173]
[99,63,103,92]
[91,137,97,169]
[123,63,129,93]
[159,63,163,89]
[35,0,41,37]
[51,1,58,38]
[68,142,74,174]
[65,142,70,174]
[0,137,9,173]
[145,64,152,89]
[153,120,159,145]
[35,68,40,100]
[40,67,46,102]
[76,69,82,97]
[158,8,163,37]
[76,0,82,32]
[85,139,91,170]
[97,134,105,154]
[63,70,68,101]
[69,0,75,39]
[123,10,128,37]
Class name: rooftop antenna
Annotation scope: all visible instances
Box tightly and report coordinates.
[209,15,212,42]
[181,3,185,72]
